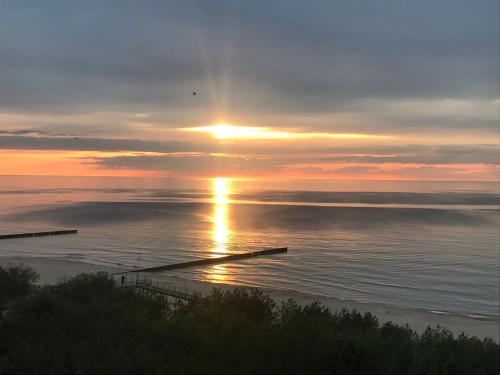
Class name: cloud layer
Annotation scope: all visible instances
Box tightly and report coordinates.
[0,1,498,179]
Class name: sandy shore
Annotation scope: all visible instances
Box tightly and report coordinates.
[1,256,498,341]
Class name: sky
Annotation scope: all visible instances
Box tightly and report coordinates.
[0,0,498,180]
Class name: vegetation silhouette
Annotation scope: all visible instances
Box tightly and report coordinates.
[0,265,498,374]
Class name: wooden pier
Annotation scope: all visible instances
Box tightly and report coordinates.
[125,280,194,301]
[113,247,288,301]
[0,229,78,240]
[116,275,195,301]
[116,247,287,274]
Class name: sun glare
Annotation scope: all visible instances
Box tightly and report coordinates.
[183,123,393,141]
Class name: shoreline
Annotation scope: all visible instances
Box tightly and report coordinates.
[1,256,498,341]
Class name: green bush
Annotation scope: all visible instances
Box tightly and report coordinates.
[0,264,39,306]
[0,268,498,374]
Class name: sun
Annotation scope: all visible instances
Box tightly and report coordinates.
[212,124,246,139]
[184,123,289,140]
[204,123,286,140]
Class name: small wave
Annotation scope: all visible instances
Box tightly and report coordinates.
[467,314,493,320]
[430,310,451,315]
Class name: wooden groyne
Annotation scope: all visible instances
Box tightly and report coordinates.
[0,229,78,240]
[117,247,287,274]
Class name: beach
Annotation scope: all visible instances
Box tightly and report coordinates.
[2,256,498,342]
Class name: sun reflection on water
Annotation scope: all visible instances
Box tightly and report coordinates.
[214,204,229,249]
[208,178,231,282]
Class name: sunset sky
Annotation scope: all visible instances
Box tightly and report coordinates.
[0,0,498,180]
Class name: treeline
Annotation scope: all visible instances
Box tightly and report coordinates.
[0,265,498,374]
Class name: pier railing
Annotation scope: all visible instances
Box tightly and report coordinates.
[114,272,196,301]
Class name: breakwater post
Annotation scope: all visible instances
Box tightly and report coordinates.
[0,230,78,240]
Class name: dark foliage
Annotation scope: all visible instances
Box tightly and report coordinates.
[0,267,498,374]
[0,264,39,307]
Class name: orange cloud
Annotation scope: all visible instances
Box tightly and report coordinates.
[1,149,498,181]
[0,150,166,177]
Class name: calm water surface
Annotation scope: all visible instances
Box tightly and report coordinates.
[1,176,499,318]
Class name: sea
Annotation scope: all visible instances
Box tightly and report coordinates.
[1,175,499,319]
